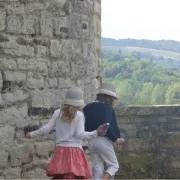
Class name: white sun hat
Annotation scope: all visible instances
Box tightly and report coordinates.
[98,82,118,99]
[64,87,85,107]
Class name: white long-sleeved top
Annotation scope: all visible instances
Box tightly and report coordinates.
[30,109,98,150]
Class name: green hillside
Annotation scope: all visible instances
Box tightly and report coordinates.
[102,46,180,61]
[101,49,180,106]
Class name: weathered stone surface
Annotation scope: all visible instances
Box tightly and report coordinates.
[58,77,74,88]
[0,72,2,91]
[3,71,26,82]
[10,144,34,167]
[6,3,25,15]
[2,90,28,105]
[0,125,15,144]
[50,60,70,77]
[50,39,62,57]
[0,0,100,178]
[31,89,64,108]
[36,45,48,57]
[45,77,58,88]
[40,11,53,37]
[1,103,28,127]
[1,41,35,57]
[35,141,55,157]
[0,149,9,168]
[27,72,44,89]
[0,8,6,31]
[53,17,69,37]
[5,167,21,179]
[22,168,48,179]
[17,58,48,75]
[0,58,17,70]
[22,15,37,34]
[7,15,22,34]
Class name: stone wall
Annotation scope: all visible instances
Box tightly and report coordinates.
[0,0,101,179]
[115,106,180,179]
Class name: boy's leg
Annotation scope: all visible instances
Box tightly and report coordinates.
[90,152,104,180]
[96,138,119,179]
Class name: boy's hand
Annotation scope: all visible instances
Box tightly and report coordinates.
[116,138,123,145]
[97,127,106,136]
[25,132,31,138]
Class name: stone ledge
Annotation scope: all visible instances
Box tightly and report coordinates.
[115,105,180,116]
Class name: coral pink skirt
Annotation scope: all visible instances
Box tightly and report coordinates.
[47,147,92,179]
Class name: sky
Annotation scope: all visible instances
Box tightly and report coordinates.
[101,0,180,41]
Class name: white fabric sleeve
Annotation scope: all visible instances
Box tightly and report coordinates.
[75,112,98,140]
[30,109,60,137]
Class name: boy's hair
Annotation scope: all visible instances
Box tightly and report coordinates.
[60,104,81,122]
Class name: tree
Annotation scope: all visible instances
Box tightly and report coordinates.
[135,83,154,105]
[151,84,167,105]
[165,82,180,104]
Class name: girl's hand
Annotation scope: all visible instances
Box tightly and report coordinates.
[116,138,123,145]
[25,132,31,138]
[97,127,106,136]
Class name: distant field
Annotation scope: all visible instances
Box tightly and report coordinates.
[102,46,180,61]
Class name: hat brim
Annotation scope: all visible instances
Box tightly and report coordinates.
[98,89,118,99]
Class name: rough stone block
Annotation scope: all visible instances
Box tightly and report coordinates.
[22,168,48,179]
[3,44,35,57]
[53,17,69,37]
[50,39,73,57]
[0,126,15,144]
[40,12,53,37]
[37,45,48,57]
[31,89,65,108]
[17,58,48,75]
[1,103,28,127]
[35,141,55,157]
[0,8,6,31]
[0,72,2,91]
[3,71,26,82]
[58,77,75,88]
[25,2,46,13]
[0,58,17,70]
[51,60,70,77]
[2,90,28,105]
[10,144,34,167]
[94,1,101,15]
[22,15,37,34]
[50,39,62,57]
[0,149,9,168]
[5,167,21,179]
[6,3,25,15]
[7,15,22,34]
[45,78,58,88]
[27,72,44,89]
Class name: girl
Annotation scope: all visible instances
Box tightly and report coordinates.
[26,87,106,179]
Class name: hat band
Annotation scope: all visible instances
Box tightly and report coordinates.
[98,89,117,98]
[64,98,85,106]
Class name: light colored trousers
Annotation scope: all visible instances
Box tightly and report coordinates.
[88,136,119,180]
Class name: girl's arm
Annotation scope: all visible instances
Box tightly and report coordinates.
[29,109,60,137]
[75,112,98,140]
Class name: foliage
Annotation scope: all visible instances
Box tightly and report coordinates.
[101,49,180,106]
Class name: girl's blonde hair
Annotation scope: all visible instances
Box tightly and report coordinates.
[60,104,81,122]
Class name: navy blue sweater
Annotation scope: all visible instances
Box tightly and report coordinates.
[83,102,120,142]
